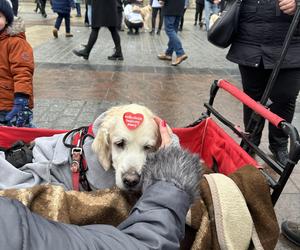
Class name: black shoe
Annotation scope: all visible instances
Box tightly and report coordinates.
[135,30,139,35]
[73,49,89,60]
[156,29,161,35]
[281,221,300,247]
[269,146,289,166]
[127,30,134,35]
[107,52,124,61]
[194,22,197,26]
[149,30,154,35]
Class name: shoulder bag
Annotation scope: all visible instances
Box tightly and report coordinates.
[207,0,242,48]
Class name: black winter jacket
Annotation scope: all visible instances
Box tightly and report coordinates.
[227,0,300,69]
[161,0,185,16]
[91,0,118,28]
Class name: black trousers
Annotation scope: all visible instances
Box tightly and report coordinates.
[239,63,300,150]
[151,7,163,31]
[86,27,121,53]
[179,8,187,29]
[195,3,204,23]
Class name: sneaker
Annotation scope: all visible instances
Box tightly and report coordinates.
[281,221,300,247]
[157,53,172,61]
[52,28,58,38]
[269,146,289,166]
[65,33,74,38]
[171,54,188,66]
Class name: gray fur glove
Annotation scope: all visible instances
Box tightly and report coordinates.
[142,147,203,203]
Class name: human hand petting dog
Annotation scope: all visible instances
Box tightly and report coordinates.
[278,0,297,15]
[154,116,172,148]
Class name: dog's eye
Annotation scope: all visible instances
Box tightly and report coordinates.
[144,145,154,151]
[114,140,125,149]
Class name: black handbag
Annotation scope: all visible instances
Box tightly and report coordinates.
[207,0,242,48]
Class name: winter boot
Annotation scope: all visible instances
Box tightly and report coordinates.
[73,48,90,60]
[108,47,124,61]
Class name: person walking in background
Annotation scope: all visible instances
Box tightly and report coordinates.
[52,0,74,38]
[74,0,82,17]
[0,0,34,127]
[73,0,123,60]
[158,0,188,66]
[178,0,189,31]
[204,0,219,30]
[194,0,204,27]
[226,0,300,166]
[35,0,47,18]
[150,0,163,35]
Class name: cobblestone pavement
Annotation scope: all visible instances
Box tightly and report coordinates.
[14,2,300,249]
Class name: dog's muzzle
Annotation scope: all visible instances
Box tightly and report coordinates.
[122,170,141,189]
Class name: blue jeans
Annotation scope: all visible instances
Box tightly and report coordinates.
[164,15,185,57]
[204,0,220,31]
[55,12,71,33]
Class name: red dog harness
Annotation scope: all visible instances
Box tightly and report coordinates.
[63,125,94,191]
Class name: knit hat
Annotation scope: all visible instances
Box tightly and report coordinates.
[0,0,14,27]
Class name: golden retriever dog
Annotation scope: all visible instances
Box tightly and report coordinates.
[140,5,152,31]
[92,104,161,191]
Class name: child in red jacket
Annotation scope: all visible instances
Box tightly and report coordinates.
[0,0,34,127]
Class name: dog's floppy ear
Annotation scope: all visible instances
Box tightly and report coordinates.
[92,112,112,171]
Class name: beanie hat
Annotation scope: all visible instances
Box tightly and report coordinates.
[0,0,14,27]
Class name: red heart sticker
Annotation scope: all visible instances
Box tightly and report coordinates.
[123,112,144,130]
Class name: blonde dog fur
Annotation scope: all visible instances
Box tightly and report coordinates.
[92,104,161,191]
[140,5,152,31]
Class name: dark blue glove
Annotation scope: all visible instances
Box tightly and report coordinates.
[5,97,32,127]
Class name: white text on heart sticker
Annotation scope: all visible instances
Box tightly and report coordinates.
[123,112,144,130]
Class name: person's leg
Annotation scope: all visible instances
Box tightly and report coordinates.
[107,26,124,60]
[238,64,269,147]
[40,0,47,17]
[268,68,300,163]
[172,16,185,57]
[195,4,200,25]
[157,8,163,34]
[73,27,100,59]
[179,8,186,31]
[117,11,123,30]
[199,4,204,26]
[64,12,73,36]
[75,3,81,16]
[125,19,134,34]
[204,0,212,30]
[53,12,63,37]
[164,16,175,56]
[151,7,158,34]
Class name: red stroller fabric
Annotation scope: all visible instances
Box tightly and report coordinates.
[173,118,258,175]
[0,118,258,175]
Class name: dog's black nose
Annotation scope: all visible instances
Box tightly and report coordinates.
[122,171,140,188]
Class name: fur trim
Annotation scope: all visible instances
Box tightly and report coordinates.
[142,147,203,202]
[6,16,25,36]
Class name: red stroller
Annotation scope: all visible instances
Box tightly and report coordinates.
[1,79,299,205]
